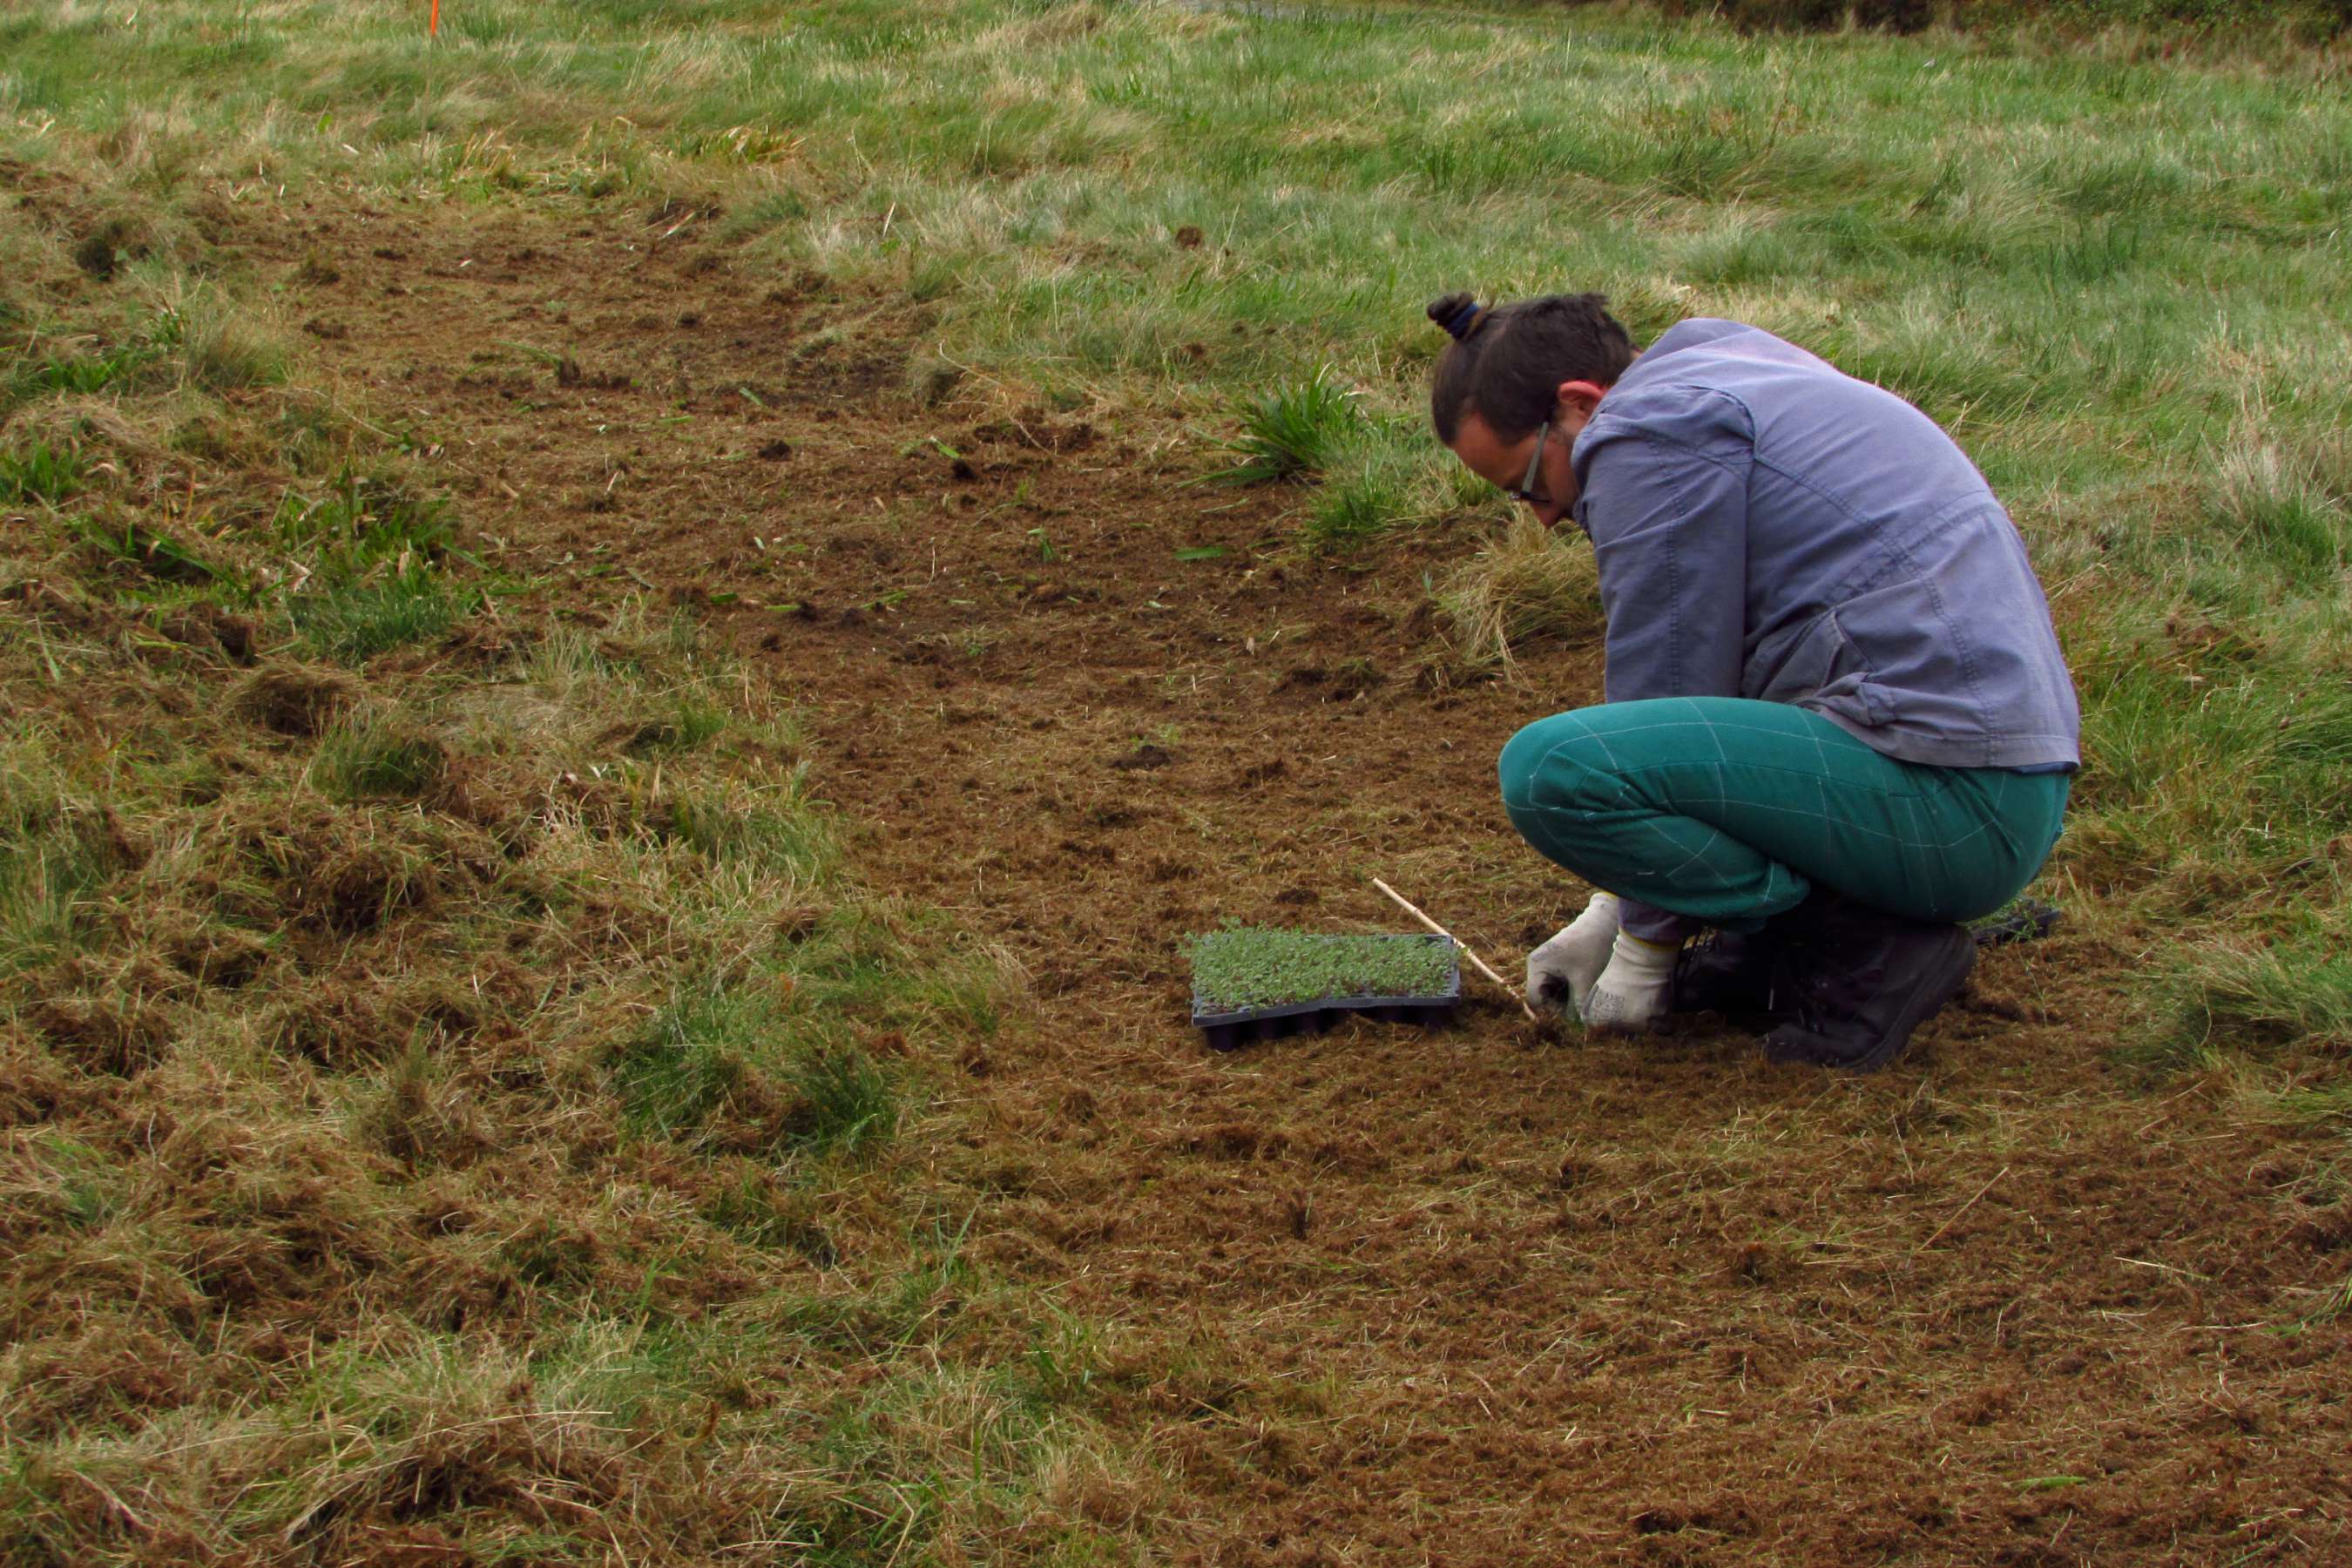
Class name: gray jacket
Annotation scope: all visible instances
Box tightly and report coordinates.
[1570,318,2081,771]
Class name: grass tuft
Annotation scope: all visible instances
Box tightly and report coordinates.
[1436,515,1605,669]
[2203,420,2352,571]
[274,471,458,568]
[1209,365,1364,484]
[701,1170,839,1262]
[151,280,289,392]
[2168,933,2352,1056]
[0,747,130,977]
[7,344,159,399]
[289,570,476,661]
[0,442,89,505]
[615,981,761,1140]
[71,516,224,586]
[787,1044,900,1158]
[667,778,835,877]
[309,720,449,802]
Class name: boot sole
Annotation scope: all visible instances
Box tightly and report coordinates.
[1764,926,1976,1073]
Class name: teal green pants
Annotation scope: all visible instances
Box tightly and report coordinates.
[1498,698,2069,936]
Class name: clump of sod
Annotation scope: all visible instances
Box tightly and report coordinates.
[1186,928,1456,1013]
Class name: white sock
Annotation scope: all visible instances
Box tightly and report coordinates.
[1581,931,1679,1031]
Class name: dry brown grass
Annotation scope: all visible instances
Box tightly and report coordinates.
[1433,513,1605,673]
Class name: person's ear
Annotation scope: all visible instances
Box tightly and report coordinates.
[1553,380,1607,424]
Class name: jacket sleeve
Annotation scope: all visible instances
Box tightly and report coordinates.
[1577,387,1754,704]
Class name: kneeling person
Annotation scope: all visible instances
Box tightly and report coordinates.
[1425,291,2079,1071]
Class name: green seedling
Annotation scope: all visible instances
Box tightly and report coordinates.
[1186,927,1455,1013]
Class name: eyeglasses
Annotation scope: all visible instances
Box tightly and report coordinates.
[1506,421,1551,506]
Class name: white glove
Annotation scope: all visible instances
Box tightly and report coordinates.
[1526,892,1620,1015]
[1579,931,1679,1033]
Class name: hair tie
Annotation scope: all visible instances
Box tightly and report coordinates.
[1445,300,1483,341]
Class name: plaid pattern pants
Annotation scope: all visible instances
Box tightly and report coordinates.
[1498,698,2070,942]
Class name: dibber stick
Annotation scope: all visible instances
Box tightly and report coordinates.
[1371,877,1539,1022]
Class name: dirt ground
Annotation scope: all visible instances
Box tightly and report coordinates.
[249,193,2350,1565]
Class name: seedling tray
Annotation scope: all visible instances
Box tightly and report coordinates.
[1190,933,1461,1053]
[1970,896,2061,946]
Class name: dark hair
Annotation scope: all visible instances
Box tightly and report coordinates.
[1425,291,1639,445]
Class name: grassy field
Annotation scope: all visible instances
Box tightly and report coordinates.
[10,0,2343,1049]
[4,0,2351,1562]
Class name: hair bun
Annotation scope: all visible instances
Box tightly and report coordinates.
[1426,292,1484,341]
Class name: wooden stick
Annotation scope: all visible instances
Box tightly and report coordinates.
[1371,878,1539,1022]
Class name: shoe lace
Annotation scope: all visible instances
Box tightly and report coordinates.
[1672,929,1728,982]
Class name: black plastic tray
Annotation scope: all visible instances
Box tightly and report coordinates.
[1192,936,1461,1053]
[1970,897,2062,946]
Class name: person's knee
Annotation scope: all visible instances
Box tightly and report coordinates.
[1498,719,1625,881]
[1497,713,1624,821]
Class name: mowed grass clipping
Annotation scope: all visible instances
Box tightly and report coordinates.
[0,164,1139,1564]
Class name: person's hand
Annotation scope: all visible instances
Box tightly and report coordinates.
[1526,891,1619,1014]
[1579,931,1678,1032]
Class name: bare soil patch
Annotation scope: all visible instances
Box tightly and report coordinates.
[264,193,2350,1564]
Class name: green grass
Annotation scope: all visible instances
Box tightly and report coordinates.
[289,569,476,660]
[787,1044,900,1156]
[0,442,87,505]
[267,473,479,656]
[70,516,226,586]
[700,1168,840,1260]
[616,979,764,1139]
[618,944,909,1154]
[666,779,836,876]
[1208,365,1365,483]
[2167,932,2352,1057]
[0,744,124,977]
[150,276,290,392]
[274,471,458,567]
[624,695,733,754]
[5,344,157,398]
[308,720,449,802]
[21,1132,125,1231]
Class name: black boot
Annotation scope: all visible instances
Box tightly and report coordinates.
[1761,904,1975,1072]
[1669,926,1784,1022]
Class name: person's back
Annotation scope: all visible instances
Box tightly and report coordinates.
[1573,318,2080,772]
